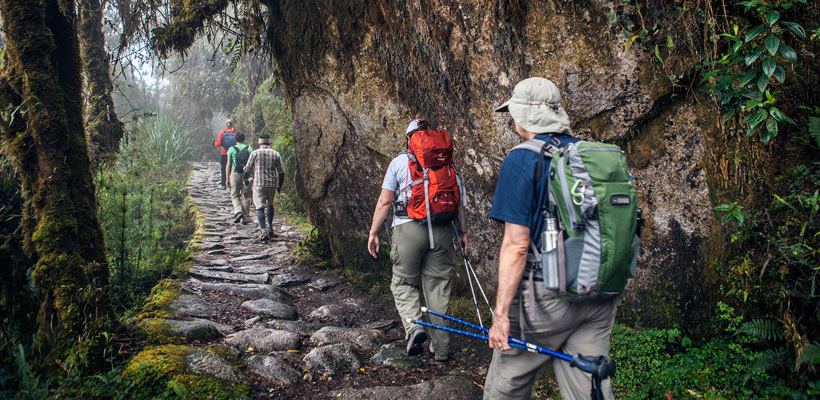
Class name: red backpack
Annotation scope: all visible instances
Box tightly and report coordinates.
[405,130,464,248]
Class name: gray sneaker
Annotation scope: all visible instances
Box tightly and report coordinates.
[406,329,428,356]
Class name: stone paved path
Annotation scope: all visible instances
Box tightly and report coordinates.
[180,162,484,399]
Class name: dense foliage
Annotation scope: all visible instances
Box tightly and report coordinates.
[96,111,196,313]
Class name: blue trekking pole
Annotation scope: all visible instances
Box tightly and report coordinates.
[412,310,616,400]
[451,224,493,327]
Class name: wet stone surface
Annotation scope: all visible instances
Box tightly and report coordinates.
[178,162,489,399]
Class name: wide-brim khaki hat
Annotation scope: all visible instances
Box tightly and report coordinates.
[495,77,571,134]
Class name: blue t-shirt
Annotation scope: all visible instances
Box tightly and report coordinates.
[488,133,579,248]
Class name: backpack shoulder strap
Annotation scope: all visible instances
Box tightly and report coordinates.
[510,138,546,154]
[231,145,239,152]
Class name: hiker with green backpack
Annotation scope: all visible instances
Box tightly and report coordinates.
[225,131,253,224]
[483,78,641,400]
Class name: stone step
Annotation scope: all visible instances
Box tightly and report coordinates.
[189,268,269,284]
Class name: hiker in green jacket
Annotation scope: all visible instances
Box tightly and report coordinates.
[225,131,253,224]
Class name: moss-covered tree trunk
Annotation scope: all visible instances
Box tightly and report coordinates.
[79,0,125,168]
[0,0,112,370]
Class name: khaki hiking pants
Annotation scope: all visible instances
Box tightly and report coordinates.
[230,172,251,217]
[390,222,456,357]
[483,282,617,400]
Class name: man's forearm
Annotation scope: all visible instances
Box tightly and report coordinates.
[369,202,391,235]
[495,234,528,317]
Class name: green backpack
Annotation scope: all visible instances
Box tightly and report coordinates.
[513,139,642,302]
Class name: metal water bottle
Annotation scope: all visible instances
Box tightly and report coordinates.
[541,212,560,290]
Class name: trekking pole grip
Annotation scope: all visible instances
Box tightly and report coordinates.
[570,354,616,380]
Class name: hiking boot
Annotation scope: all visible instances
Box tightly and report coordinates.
[233,212,244,224]
[258,231,269,243]
[406,329,428,356]
[429,342,449,362]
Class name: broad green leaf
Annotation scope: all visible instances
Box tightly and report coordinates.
[781,21,807,39]
[745,24,766,43]
[667,35,674,48]
[773,66,785,83]
[715,203,734,212]
[762,57,776,77]
[778,44,797,63]
[740,69,757,87]
[765,11,780,26]
[764,117,778,142]
[654,44,664,64]
[732,40,743,54]
[700,69,721,83]
[722,108,736,123]
[765,34,780,55]
[769,107,797,125]
[745,46,764,66]
[756,73,769,92]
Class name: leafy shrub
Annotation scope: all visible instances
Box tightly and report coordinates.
[609,324,801,399]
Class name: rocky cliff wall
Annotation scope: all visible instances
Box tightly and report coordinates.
[265,0,719,327]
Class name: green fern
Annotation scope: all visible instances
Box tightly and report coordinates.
[750,347,786,373]
[738,319,783,341]
[798,342,820,367]
[166,379,191,398]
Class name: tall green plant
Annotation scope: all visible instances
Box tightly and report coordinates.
[702,0,807,142]
[137,111,193,166]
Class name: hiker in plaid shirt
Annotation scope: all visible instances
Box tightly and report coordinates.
[243,134,284,241]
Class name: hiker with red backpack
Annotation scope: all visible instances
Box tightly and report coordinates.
[367,119,468,362]
[483,78,641,400]
[212,119,237,190]
[225,131,253,224]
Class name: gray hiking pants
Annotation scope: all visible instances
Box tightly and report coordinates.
[390,222,456,357]
[229,172,251,217]
[483,281,617,400]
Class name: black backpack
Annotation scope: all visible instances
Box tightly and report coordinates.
[232,145,251,174]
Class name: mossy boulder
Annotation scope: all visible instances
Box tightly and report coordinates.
[119,345,250,400]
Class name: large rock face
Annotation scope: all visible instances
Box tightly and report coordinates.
[268,0,716,326]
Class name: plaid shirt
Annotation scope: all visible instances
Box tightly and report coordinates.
[245,146,284,188]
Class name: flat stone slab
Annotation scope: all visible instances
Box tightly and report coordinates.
[268,245,288,255]
[265,320,322,336]
[240,299,297,320]
[206,249,227,256]
[164,319,222,341]
[185,279,295,304]
[246,355,301,386]
[230,253,269,262]
[303,343,361,377]
[225,327,301,352]
[270,273,310,287]
[233,264,281,275]
[308,304,344,320]
[365,320,397,331]
[307,277,342,291]
[310,326,388,350]
[189,268,268,284]
[185,349,244,383]
[200,242,225,251]
[370,345,421,369]
[191,264,231,272]
[171,294,213,318]
[335,375,482,400]
[228,235,253,241]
